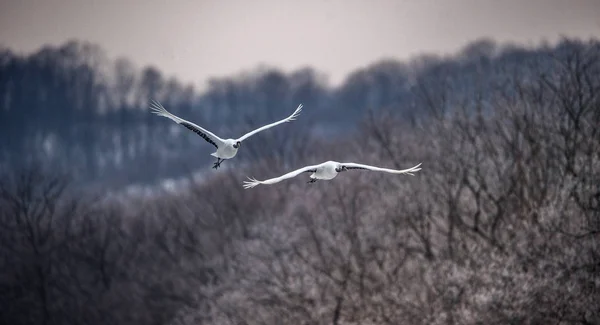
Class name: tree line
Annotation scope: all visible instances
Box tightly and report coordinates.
[0,38,581,187]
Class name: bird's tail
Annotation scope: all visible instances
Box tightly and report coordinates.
[242,177,262,189]
[286,104,303,122]
[149,99,181,123]
[403,163,423,176]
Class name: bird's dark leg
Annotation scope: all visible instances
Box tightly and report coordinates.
[307,178,317,184]
[213,158,224,169]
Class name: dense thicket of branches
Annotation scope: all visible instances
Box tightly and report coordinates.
[1,38,599,324]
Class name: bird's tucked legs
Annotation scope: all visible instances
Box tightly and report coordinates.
[307,178,317,184]
[213,158,224,169]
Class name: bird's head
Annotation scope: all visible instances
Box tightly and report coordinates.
[335,165,348,173]
[233,141,241,149]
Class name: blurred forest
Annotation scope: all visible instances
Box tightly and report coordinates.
[1,37,599,324]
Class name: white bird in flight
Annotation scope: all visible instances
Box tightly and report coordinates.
[150,100,303,169]
[243,161,422,189]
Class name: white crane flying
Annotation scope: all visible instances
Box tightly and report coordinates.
[150,100,303,169]
[243,161,422,189]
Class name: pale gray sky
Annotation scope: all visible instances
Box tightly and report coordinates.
[1,0,599,89]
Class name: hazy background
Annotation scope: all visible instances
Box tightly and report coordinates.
[2,0,599,88]
[1,0,599,189]
[1,1,599,325]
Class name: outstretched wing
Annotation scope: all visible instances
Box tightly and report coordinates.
[341,162,422,176]
[235,104,303,142]
[149,99,224,148]
[243,163,320,189]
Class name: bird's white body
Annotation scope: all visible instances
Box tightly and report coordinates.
[243,160,422,189]
[213,139,240,159]
[150,100,303,169]
[309,161,340,180]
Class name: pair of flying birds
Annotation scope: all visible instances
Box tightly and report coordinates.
[150,100,422,188]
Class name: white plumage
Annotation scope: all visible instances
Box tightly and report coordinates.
[243,161,422,189]
[150,100,303,169]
